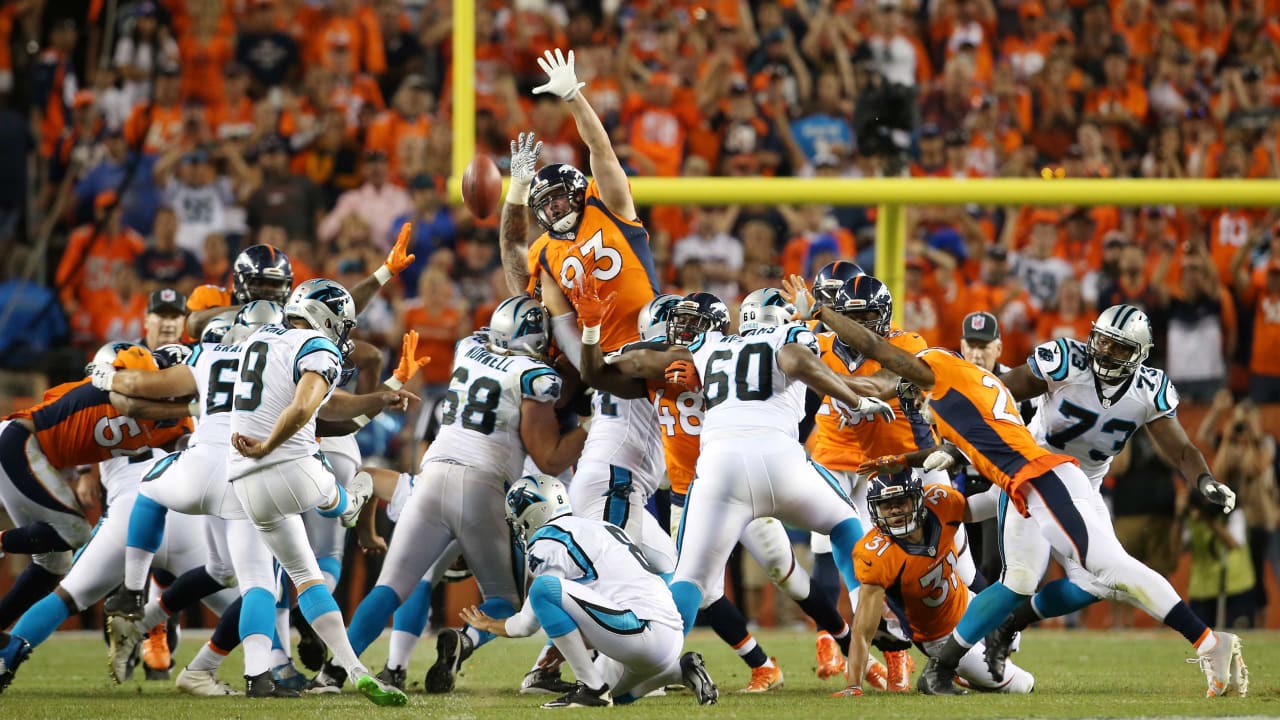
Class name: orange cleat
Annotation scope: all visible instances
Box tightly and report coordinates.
[863,657,889,691]
[815,632,847,680]
[142,624,171,675]
[883,650,912,692]
[742,658,784,693]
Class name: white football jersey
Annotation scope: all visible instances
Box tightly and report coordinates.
[1014,253,1075,311]
[691,326,817,443]
[422,334,561,479]
[526,514,681,632]
[228,324,342,480]
[186,341,242,447]
[1026,337,1178,487]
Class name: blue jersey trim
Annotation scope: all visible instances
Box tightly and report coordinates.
[529,525,599,582]
[1047,339,1071,382]
[293,337,341,383]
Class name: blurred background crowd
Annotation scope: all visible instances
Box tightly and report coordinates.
[0,0,1276,629]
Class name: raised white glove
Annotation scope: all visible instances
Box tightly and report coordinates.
[857,396,896,423]
[88,362,117,392]
[533,48,586,101]
[1198,474,1237,514]
[793,286,814,321]
[922,449,956,472]
[507,131,543,205]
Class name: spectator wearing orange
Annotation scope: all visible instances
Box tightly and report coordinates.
[318,149,411,250]
[307,0,385,77]
[911,123,949,176]
[57,191,146,325]
[623,72,690,177]
[402,267,471,398]
[903,257,943,347]
[123,65,186,155]
[1084,40,1149,154]
[1003,2,1060,80]
[967,245,1034,365]
[206,64,254,138]
[73,263,150,347]
[365,74,433,183]
[33,19,79,159]
[135,207,201,297]
[1232,252,1280,402]
[177,9,233,107]
[933,0,997,84]
[1034,276,1094,344]
[322,33,386,125]
[863,0,933,89]
[528,95,581,168]
[44,91,101,215]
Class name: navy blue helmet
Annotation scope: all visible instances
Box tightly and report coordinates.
[832,274,893,336]
[666,292,730,346]
[812,260,865,307]
[867,470,926,538]
[233,244,293,305]
[529,164,589,238]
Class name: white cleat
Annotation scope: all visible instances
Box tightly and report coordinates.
[176,667,241,696]
[340,472,374,528]
[1191,632,1247,698]
[107,616,142,684]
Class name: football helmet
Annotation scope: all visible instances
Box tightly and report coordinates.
[867,470,927,538]
[488,295,550,357]
[638,294,683,341]
[201,309,238,344]
[1088,304,1153,381]
[667,292,730,346]
[812,261,865,307]
[739,288,797,331]
[505,474,573,541]
[91,341,145,368]
[284,279,356,354]
[223,300,284,345]
[232,244,293,305]
[152,344,193,369]
[529,164,588,238]
[832,275,893,336]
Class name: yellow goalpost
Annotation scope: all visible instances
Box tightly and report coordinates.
[448,0,1280,318]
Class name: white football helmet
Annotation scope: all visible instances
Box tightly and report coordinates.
[91,341,145,368]
[201,309,238,344]
[637,294,683,341]
[284,279,356,354]
[1088,304,1153,381]
[487,295,549,357]
[224,300,284,344]
[739,288,797,331]
[505,474,572,541]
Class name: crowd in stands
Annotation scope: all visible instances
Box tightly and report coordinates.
[0,0,1277,624]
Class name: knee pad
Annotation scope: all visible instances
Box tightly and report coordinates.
[1000,559,1043,597]
[741,518,801,593]
[33,550,72,575]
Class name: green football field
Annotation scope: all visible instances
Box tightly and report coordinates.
[2,628,1275,719]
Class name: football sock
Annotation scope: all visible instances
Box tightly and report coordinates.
[298,584,367,678]
[796,577,850,643]
[316,485,349,519]
[240,587,276,676]
[0,564,61,628]
[243,634,273,677]
[832,625,852,656]
[188,641,228,672]
[11,592,71,647]
[387,630,419,670]
[471,597,515,648]
[348,585,401,656]
[1164,602,1211,646]
[209,597,242,655]
[552,629,604,690]
[1028,578,1098,624]
[157,566,226,616]
[669,581,703,634]
[811,552,842,609]
[137,600,170,635]
[828,517,865,594]
[0,523,75,553]
[123,496,168,590]
[273,606,291,658]
[316,556,342,591]
[954,582,1027,646]
[703,596,768,668]
[390,581,431,666]
[531,641,560,673]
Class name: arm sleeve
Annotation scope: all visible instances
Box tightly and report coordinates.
[502,599,541,638]
[550,312,582,370]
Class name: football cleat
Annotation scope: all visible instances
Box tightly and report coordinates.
[863,657,889,691]
[0,633,32,693]
[680,651,718,705]
[103,589,146,621]
[1191,632,1247,698]
[742,658,784,693]
[883,649,912,692]
[303,661,347,694]
[246,671,301,698]
[816,632,847,680]
[983,618,1018,682]
[520,666,576,695]
[830,684,864,698]
[355,673,409,706]
[542,682,613,708]
[290,606,327,671]
[341,471,374,528]
[270,662,309,692]
[107,616,143,684]
[176,667,240,696]
[376,664,407,692]
[916,657,966,695]
[425,628,473,693]
[142,623,172,679]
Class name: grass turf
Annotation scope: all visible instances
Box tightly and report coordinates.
[2,628,1275,718]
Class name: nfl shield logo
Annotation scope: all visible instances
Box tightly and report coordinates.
[971,315,985,331]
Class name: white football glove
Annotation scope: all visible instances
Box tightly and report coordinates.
[792,286,814,321]
[507,131,543,205]
[88,362,117,392]
[834,396,896,426]
[533,48,586,101]
[922,449,956,472]
[1198,474,1237,514]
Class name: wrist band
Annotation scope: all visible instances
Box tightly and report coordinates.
[374,265,393,286]
[1197,473,1214,491]
[507,178,531,206]
[384,376,403,391]
[581,324,601,345]
[352,414,372,428]
[187,399,201,417]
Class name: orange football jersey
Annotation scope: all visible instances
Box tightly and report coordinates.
[647,377,703,495]
[917,348,1075,513]
[530,181,659,352]
[810,329,937,472]
[187,284,233,312]
[9,379,192,469]
[854,484,969,642]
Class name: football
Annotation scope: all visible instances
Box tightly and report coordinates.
[462,154,503,219]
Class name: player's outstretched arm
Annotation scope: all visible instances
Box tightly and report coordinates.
[1147,415,1236,512]
[999,363,1048,403]
[605,346,692,380]
[533,48,636,221]
[840,582,887,697]
[501,132,541,294]
[108,393,197,420]
[580,339,648,399]
[98,364,198,401]
[778,344,894,423]
[815,306,936,390]
[350,223,417,313]
[319,387,418,422]
[521,399,588,476]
